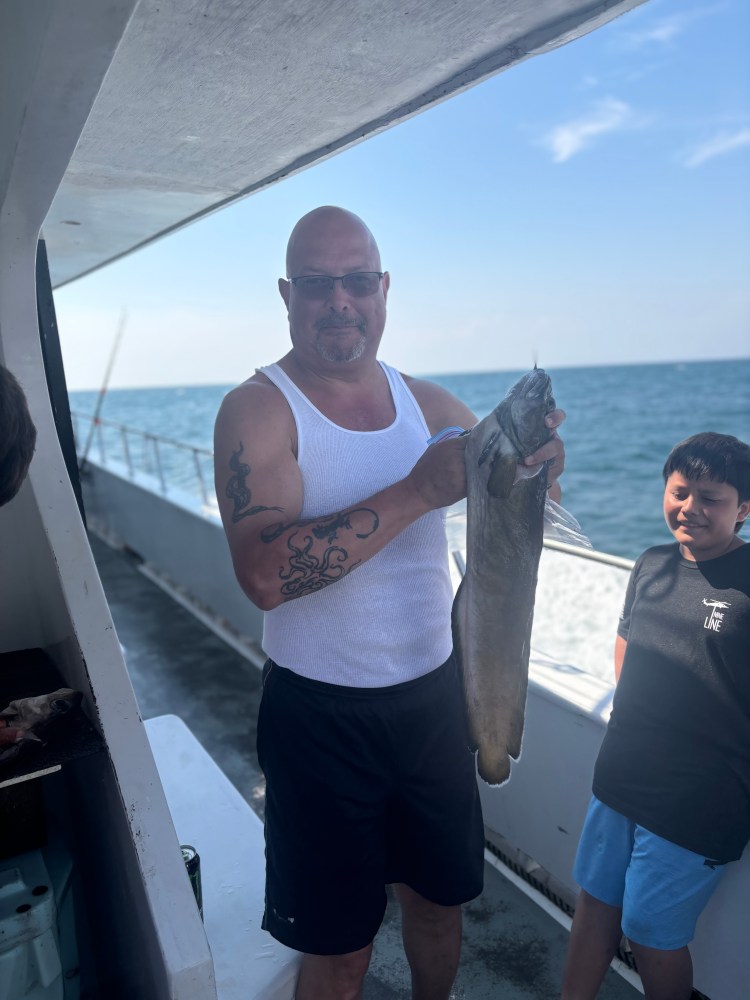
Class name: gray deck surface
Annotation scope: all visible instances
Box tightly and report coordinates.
[90,532,640,999]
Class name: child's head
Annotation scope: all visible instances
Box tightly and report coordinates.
[662,433,750,559]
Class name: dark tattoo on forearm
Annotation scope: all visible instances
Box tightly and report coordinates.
[260,508,380,599]
[226,443,282,523]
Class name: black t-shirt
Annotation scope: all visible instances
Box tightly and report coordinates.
[593,542,750,862]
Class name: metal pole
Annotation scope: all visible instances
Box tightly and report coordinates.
[79,309,127,473]
[152,437,167,492]
[192,448,208,505]
[121,427,134,478]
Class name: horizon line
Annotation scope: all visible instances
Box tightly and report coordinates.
[66,355,750,394]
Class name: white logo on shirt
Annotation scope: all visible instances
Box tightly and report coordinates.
[703,598,730,631]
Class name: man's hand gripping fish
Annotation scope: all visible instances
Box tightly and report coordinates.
[452,368,555,785]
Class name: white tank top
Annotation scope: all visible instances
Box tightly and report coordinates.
[259,361,454,687]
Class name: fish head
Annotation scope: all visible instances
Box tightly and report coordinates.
[467,368,555,499]
[1,688,83,732]
[497,367,555,458]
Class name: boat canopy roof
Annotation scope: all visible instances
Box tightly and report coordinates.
[40,0,646,288]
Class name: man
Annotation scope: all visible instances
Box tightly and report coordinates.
[214,206,565,999]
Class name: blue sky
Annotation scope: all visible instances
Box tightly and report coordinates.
[54,0,749,390]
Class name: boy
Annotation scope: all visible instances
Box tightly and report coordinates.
[561,432,750,1000]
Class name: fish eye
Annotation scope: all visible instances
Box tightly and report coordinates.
[51,699,72,713]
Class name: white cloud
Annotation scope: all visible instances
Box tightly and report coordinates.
[542,98,633,163]
[628,16,684,45]
[622,6,720,48]
[681,128,750,167]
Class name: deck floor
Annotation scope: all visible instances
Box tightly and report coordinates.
[90,532,640,1000]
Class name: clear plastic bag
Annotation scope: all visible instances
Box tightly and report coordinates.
[543,498,592,549]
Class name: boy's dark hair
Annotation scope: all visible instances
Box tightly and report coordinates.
[0,365,37,507]
[663,432,750,532]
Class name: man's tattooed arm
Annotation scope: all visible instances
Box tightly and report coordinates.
[222,443,381,602]
[260,509,380,600]
[225,443,282,523]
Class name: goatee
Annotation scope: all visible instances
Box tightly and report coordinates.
[315,333,366,363]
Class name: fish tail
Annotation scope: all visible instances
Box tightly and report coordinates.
[477,747,510,786]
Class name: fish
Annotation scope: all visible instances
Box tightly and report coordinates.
[0,687,83,764]
[452,368,555,785]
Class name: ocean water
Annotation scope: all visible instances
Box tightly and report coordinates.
[70,358,749,561]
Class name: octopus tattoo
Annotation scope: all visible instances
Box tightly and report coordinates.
[261,508,380,599]
[225,443,282,523]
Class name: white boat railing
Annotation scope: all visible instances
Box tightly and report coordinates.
[542,537,634,570]
[72,412,215,507]
[452,538,634,575]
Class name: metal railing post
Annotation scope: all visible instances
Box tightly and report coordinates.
[121,428,134,478]
[151,436,167,493]
[192,449,209,505]
[96,420,106,464]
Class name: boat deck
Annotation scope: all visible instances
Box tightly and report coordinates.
[90,532,640,999]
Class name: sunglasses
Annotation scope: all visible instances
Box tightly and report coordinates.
[289,271,384,300]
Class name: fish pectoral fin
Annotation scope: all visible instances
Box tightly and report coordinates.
[487,454,517,498]
[476,429,499,467]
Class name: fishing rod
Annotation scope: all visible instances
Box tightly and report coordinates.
[79,310,127,474]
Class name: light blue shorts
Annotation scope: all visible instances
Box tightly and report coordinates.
[574,797,727,950]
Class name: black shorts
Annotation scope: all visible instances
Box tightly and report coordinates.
[257,653,485,955]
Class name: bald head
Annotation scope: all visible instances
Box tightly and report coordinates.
[285,207,382,277]
[279,206,390,367]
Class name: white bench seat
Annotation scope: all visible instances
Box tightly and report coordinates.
[145,715,300,1000]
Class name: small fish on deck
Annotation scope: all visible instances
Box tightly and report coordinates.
[452,368,555,785]
[0,687,83,764]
